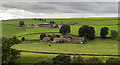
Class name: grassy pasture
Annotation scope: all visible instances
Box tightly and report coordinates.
[2,23,59,37]
[12,38,118,55]
[2,19,46,25]
[71,25,118,36]
[2,17,119,64]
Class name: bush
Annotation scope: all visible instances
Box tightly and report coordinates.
[19,21,25,27]
[50,35,57,41]
[106,58,120,65]
[72,55,84,63]
[50,21,55,24]
[84,57,103,65]
[110,30,118,39]
[52,54,71,64]
[40,34,46,40]
[21,37,25,41]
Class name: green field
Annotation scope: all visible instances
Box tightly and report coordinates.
[12,38,118,55]
[1,17,119,64]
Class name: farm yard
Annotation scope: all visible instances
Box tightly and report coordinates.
[1,17,120,64]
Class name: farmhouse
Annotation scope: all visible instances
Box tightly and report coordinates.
[26,24,39,27]
[38,24,53,28]
[52,37,71,43]
[26,23,58,28]
[63,34,84,43]
[42,34,84,43]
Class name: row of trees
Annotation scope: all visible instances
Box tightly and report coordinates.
[34,54,120,65]
[59,25,118,40]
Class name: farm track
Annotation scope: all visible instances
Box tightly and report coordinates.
[19,50,120,57]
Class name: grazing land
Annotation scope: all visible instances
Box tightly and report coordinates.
[1,17,119,64]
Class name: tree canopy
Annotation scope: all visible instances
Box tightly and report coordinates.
[40,34,46,40]
[2,37,20,64]
[78,25,95,40]
[59,25,71,34]
[100,27,109,38]
[19,21,25,27]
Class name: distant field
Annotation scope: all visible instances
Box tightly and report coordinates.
[2,17,119,37]
[2,23,59,37]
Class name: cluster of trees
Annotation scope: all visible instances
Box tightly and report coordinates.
[40,34,60,40]
[50,21,55,24]
[59,25,118,40]
[100,27,118,39]
[34,54,120,65]
[2,36,21,64]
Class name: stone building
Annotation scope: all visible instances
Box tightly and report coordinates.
[42,34,84,43]
[38,24,53,28]
[42,37,50,42]
[52,37,71,43]
[26,24,39,27]
[63,34,84,43]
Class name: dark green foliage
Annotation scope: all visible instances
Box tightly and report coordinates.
[19,21,25,27]
[59,25,71,34]
[50,35,57,41]
[106,58,120,65]
[34,60,52,65]
[110,30,118,39]
[85,57,103,65]
[21,37,25,41]
[50,21,55,24]
[52,54,71,64]
[78,25,95,40]
[47,35,52,37]
[100,27,109,38]
[2,37,20,64]
[56,35,60,38]
[38,18,43,21]
[72,55,84,63]
[40,34,46,40]
[8,36,21,46]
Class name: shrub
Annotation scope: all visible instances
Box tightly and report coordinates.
[84,57,103,65]
[21,37,25,41]
[72,55,84,63]
[40,34,46,40]
[110,30,118,39]
[106,58,120,65]
[52,54,71,64]
[19,21,25,27]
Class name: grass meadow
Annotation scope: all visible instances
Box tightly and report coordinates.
[1,17,119,64]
